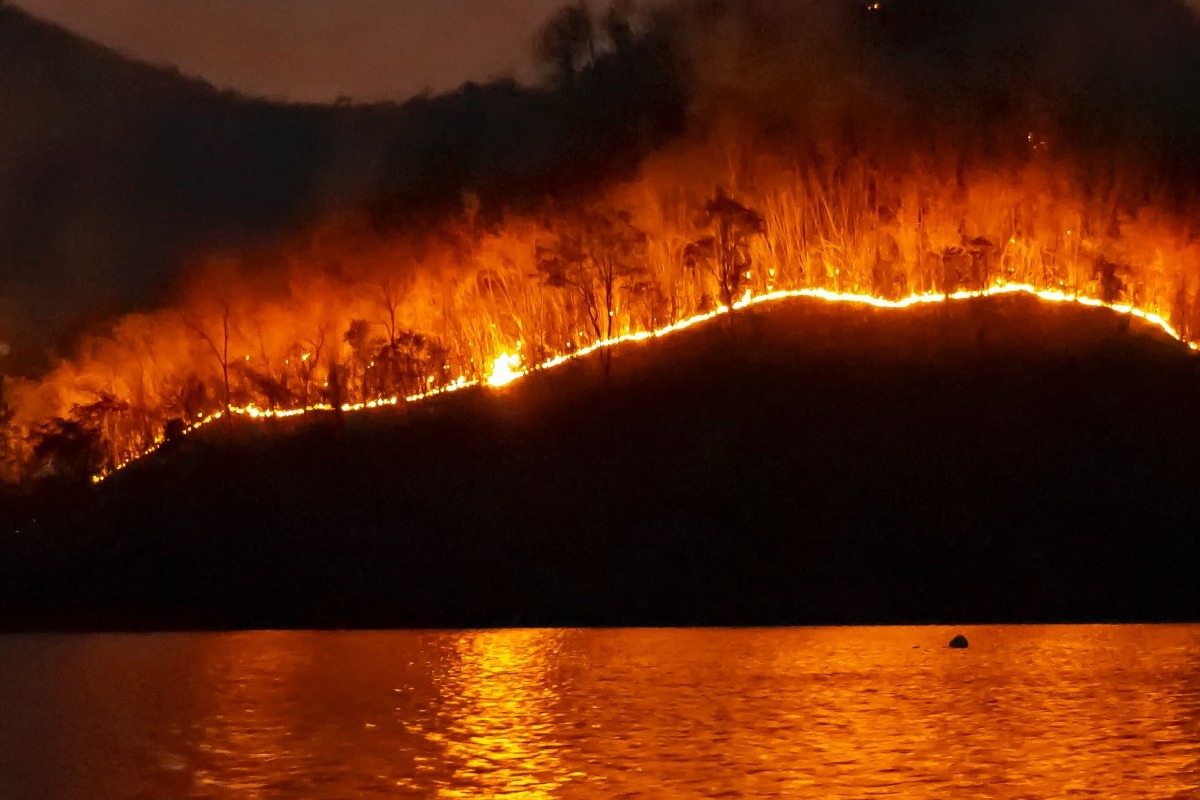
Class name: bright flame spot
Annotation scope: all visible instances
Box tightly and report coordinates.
[487,353,523,388]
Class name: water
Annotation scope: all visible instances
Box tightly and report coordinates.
[0,626,1197,799]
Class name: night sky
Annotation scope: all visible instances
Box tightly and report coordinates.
[9,0,581,102]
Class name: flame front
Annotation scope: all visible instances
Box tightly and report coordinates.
[81,280,1195,485]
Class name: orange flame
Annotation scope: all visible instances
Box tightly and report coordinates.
[87,280,1194,485]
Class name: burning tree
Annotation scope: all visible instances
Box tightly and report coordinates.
[71,392,136,471]
[30,414,105,484]
[187,300,235,420]
[685,190,767,311]
[294,329,326,407]
[359,278,449,397]
[371,329,442,398]
[344,319,375,399]
[160,374,210,427]
[1094,256,1128,306]
[540,208,648,372]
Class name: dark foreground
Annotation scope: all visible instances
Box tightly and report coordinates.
[3,296,1200,630]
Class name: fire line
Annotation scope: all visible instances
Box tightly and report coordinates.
[89,281,1196,485]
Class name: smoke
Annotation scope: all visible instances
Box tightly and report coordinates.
[660,0,1200,178]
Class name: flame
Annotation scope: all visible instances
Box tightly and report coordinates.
[86,280,1195,485]
[13,143,1200,490]
[487,352,524,388]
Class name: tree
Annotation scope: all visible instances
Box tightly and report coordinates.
[239,326,296,412]
[540,209,647,373]
[1094,256,1127,305]
[366,278,416,398]
[373,278,403,352]
[685,190,767,311]
[240,363,290,412]
[163,417,186,447]
[30,417,104,484]
[161,374,210,425]
[585,210,648,343]
[326,360,347,423]
[344,319,375,401]
[188,301,234,421]
[70,392,131,472]
[393,330,448,395]
[296,327,327,407]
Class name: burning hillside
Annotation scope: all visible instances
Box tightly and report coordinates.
[3,0,1200,487]
[4,291,1200,629]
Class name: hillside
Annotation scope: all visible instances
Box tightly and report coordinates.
[0,1,683,370]
[2,295,1199,631]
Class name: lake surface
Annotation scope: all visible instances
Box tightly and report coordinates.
[0,626,1197,798]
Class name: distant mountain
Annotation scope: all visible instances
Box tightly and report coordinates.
[0,1,684,371]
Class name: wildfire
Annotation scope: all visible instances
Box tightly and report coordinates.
[6,0,1200,503]
[86,280,1195,485]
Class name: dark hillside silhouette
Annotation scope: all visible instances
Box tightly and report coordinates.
[3,296,1199,631]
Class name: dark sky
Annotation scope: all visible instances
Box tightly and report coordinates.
[10,0,579,102]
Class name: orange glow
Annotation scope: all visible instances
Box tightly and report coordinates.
[8,133,1200,490]
[24,628,1199,797]
[85,279,1193,485]
[431,630,572,798]
[487,353,524,388]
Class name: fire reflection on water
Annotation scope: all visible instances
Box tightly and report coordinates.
[189,633,311,798]
[424,629,576,798]
[2,627,1200,798]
